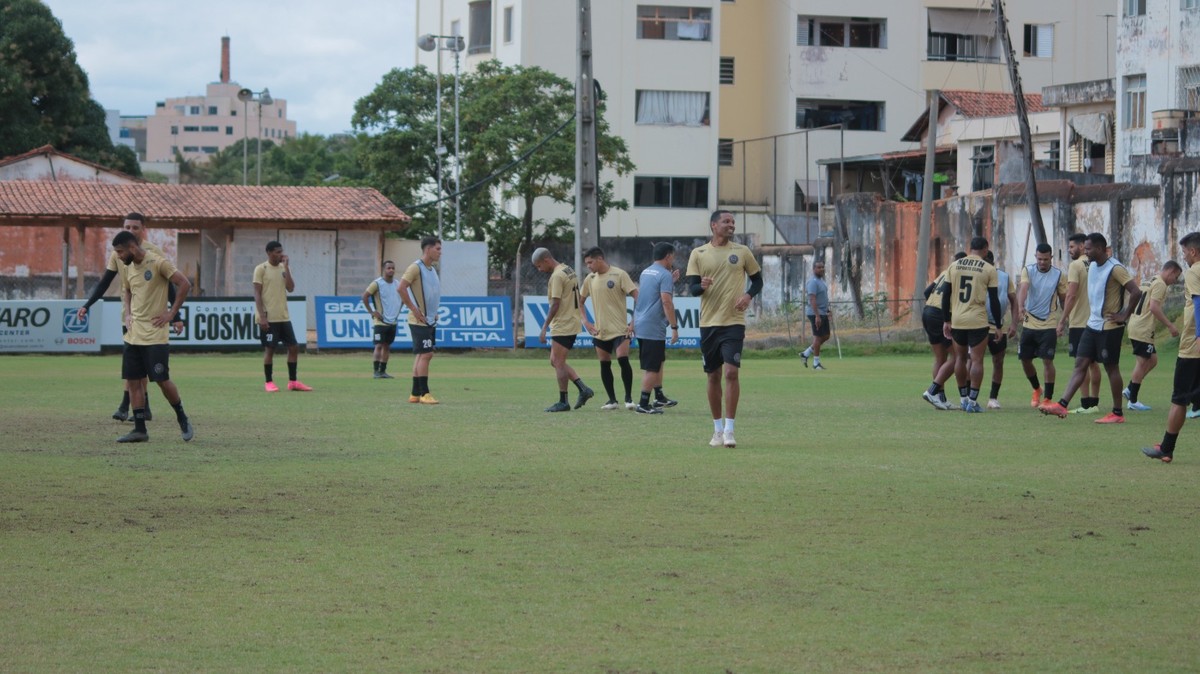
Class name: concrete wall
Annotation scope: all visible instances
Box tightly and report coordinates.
[335,230,381,295]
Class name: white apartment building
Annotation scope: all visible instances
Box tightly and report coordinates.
[1115,0,1200,183]
[416,0,723,240]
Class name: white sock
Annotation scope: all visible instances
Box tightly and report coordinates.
[813,356,821,365]
[802,347,812,357]
[724,418,735,433]
[713,418,724,433]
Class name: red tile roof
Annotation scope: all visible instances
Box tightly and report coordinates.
[941,90,1047,119]
[0,181,410,227]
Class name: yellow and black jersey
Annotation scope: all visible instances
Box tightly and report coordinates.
[942,255,998,330]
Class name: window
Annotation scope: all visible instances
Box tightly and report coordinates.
[119,128,131,138]
[796,99,885,131]
[1125,0,1146,15]
[201,146,219,154]
[451,19,461,38]
[226,126,234,135]
[182,146,199,152]
[634,176,709,209]
[173,105,185,114]
[1125,74,1147,129]
[207,106,218,115]
[200,125,219,132]
[637,6,712,41]
[183,125,199,132]
[797,16,886,48]
[1180,65,1200,110]
[231,109,237,116]
[1186,0,1200,9]
[971,145,995,192]
[719,57,735,84]
[636,90,710,126]
[1023,24,1053,58]
[927,9,997,62]
[928,33,994,62]
[170,126,178,135]
[469,1,492,54]
[504,6,514,43]
[1048,139,1061,164]
[189,105,200,115]
[718,139,734,166]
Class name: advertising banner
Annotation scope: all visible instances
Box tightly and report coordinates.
[99,297,308,348]
[0,300,102,352]
[522,296,700,349]
[314,296,513,349]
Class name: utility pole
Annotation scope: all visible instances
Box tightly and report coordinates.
[575,0,599,275]
[914,89,939,317]
[995,0,1047,247]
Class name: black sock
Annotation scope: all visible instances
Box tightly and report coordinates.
[119,391,131,411]
[418,376,429,395]
[559,390,568,404]
[640,390,651,406]
[380,361,387,373]
[287,362,298,382]
[1085,397,1099,409]
[989,381,1001,399]
[654,386,667,401]
[1128,382,1142,403]
[264,364,273,383]
[1193,400,1200,412]
[959,386,969,398]
[1161,431,1179,455]
[171,401,186,423]
[968,388,980,401]
[373,361,380,373]
[412,378,421,396]
[1027,374,1040,390]
[1113,408,1124,417]
[618,357,633,401]
[573,377,587,392]
[132,408,147,433]
[1044,382,1054,400]
[600,361,616,401]
[926,382,940,396]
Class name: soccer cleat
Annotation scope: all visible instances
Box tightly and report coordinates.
[1039,401,1069,418]
[1030,388,1042,408]
[1127,401,1152,411]
[1122,388,1131,401]
[545,401,571,412]
[600,400,621,411]
[709,431,724,447]
[373,371,385,379]
[723,431,737,447]
[179,419,194,442]
[408,395,421,403]
[635,404,663,415]
[987,398,1001,410]
[625,401,637,410]
[1142,444,1174,463]
[116,430,149,443]
[419,393,439,405]
[287,380,313,392]
[813,362,826,370]
[573,386,595,410]
[922,390,944,409]
[1095,413,1125,424]
[1071,406,1100,415]
[378,372,394,379]
[963,400,983,413]
[935,395,956,411]
[264,381,280,393]
[1188,409,1200,419]
[112,408,129,422]
[800,352,809,368]
[653,397,678,409]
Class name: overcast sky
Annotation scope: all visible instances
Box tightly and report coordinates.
[42,0,418,136]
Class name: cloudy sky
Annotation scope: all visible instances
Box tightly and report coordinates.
[42,0,418,136]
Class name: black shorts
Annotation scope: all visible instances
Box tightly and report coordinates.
[1131,339,1157,358]
[373,324,398,346]
[260,321,298,348]
[122,342,170,382]
[639,338,667,373]
[1170,357,1200,406]
[410,324,436,354]
[1067,327,1085,358]
[922,308,950,346]
[808,314,831,338]
[987,332,1008,355]
[700,325,745,373]
[551,335,577,349]
[951,327,990,347]
[593,335,628,354]
[1018,328,1057,361]
[1076,327,1124,365]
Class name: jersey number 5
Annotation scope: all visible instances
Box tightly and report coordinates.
[958,276,974,303]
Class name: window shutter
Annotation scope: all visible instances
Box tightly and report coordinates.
[797,18,812,46]
[1036,25,1053,58]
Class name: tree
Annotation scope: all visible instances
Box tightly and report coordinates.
[0,0,140,175]
[192,133,369,187]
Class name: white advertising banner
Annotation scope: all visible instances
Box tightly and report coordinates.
[0,300,102,352]
[99,297,308,348]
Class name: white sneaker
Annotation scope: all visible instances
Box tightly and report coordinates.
[987,398,1001,410]
[709,431,724,447]
[600,400,620,410]
[723,431,737,448]
[625,401,637,410]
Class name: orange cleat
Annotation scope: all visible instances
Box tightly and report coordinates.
[1095,413,1125,424]
[1030,388,1042,408]
[287,380,313,392]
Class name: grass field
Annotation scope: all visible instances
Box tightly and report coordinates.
[2,349,1197,672]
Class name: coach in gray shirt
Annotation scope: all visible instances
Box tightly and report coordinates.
[800,260,830,370]
[632,242,680,413]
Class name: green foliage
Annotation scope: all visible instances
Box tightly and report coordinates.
[191,133,370,188]
[0,0,139,175]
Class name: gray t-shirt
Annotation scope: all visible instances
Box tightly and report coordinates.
[633,263,675,340]
[805,276,829,316]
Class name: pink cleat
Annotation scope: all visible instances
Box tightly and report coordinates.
[264,381,280,393]
[287,380,313,392]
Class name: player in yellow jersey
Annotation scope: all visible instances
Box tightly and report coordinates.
[253,241,312,392]
[1059,233,1102,413]
[1144,234,1200,462]
[928,237,1002,413]
[581,247,639,410]
[532,247,594,412]
[920,252,965,410]
[1123,261,1182,411]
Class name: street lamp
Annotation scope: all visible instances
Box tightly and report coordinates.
[237,87,273,186]
[418,33,466,239]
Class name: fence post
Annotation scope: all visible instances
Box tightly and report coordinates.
[875,296,884,345]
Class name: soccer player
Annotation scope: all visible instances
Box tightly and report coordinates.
[1016,243,1067,409]
[398,237,443,404]
[363,261,403,379]
[253,241,312,392]
[983,251,1018,409]
[1041,232,1141,423]
[685,210,763,448]
[632,242,681,414]
[799,260,830,370]
[110,230,193,443]
[77,212,171,421]
[1124,261,1182,411]
[1143,234,1200,462]
[581,247,639,410]
[920,252,965,410]
[1060,233,1102,413]
[532,247,594,412]
[928,237,1002,413]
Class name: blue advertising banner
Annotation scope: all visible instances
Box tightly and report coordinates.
[315,296,513,349]
[522,296,701,349]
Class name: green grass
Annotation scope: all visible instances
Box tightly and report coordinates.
[2,350,1197,672]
